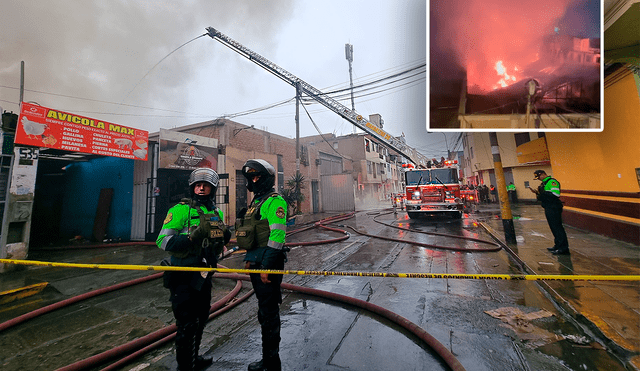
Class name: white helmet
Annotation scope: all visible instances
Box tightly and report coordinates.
[189,167,219,189]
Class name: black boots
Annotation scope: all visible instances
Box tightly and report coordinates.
[195,355,213,369]
[177,319,212,370]
[248,356,281,371]
[177,355,212,371]
[248,316,281,371]
[176,322,197,371]
[193,321,212,369]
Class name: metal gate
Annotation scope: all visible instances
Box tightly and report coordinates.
[320,174,355,212]
[0,153,14,254]
[235,170,248,216]
[145,171,228,241]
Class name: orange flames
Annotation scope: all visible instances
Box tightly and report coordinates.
[493,60,520,90]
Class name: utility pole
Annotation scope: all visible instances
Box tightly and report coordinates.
[440,132,450,159]
[489,132,517,244]
[295,82,301,174]
[525,79,537,129]
[345,43,356,134]
[20,61,25,103]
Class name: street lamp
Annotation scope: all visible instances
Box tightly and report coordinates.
[233,124,254,137]
[441,132,450,159]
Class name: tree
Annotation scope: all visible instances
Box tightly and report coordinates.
[282,172,305,216]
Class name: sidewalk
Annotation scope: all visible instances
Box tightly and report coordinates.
[477,203,640,370]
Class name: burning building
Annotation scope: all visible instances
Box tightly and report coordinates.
[459,34,601,129]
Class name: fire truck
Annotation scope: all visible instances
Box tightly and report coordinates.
[403,160,463,219]
[460,187,479,208]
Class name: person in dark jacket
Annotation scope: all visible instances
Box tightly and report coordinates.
[529,170,569,255]
[489,185,497,203]
[157,167,231,370]
[481,184,489,203]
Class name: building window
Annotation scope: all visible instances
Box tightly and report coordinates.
[367,160,372,174]
[365,139,370,152]
[514,133,531,147]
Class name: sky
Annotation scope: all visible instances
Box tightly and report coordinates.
[0,1,455,159]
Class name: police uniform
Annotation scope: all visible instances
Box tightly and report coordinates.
[236,159,287,371]
[536,173,569,254]
[156,168,229,371]
[507,183,517,203]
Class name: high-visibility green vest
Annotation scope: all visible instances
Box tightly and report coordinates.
[537,176,563,208]
[157,198,226,259]
[541,176,560,197]
[235,192,287,250]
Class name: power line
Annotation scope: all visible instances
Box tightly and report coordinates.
[0,61,425,121]
[300,102,349,160]
[0,84,202,116]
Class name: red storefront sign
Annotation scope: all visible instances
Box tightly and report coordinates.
[16,102,149,161]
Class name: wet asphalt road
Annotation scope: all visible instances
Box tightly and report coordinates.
[0,209,628,370]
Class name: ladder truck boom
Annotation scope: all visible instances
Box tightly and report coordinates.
[205,27,415,164]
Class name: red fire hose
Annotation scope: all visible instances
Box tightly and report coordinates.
[3,212,469,371]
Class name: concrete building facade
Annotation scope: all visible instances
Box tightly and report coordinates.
[461,132,551,199]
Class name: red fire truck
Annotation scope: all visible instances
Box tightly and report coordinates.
[460,187,479,207]
[403,161,463,219]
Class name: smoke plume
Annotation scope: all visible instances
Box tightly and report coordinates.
[0,1,294,130]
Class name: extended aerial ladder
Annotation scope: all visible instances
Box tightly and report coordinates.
[205,27,416,164]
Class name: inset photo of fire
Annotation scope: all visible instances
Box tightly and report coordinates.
[429,0,601,130]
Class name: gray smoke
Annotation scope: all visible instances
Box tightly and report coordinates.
[0,1,294,130]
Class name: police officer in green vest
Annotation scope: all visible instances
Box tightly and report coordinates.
[157,167,230,370]
[529,170,569,255]
[507,182,518,204]
[236,159,287,371]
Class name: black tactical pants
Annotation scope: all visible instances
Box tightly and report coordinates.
[170,276,212,370]
[249,253,285,363]
[544,206,569,251]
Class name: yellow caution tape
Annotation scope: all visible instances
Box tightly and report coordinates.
[1,258,639,281]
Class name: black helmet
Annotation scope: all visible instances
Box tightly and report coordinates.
[189,167,219,200]
[533,169,546,179]
[242,159,275,196]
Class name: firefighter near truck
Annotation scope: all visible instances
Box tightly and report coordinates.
[403,161,464,219]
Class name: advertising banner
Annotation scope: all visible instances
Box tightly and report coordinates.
[15,102,149,161]
[159,128,218,170]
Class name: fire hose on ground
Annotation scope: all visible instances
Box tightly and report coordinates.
[0,263,465,371]
[0,210,472,371]
[57,269,248,371]
[3,212,637,370]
